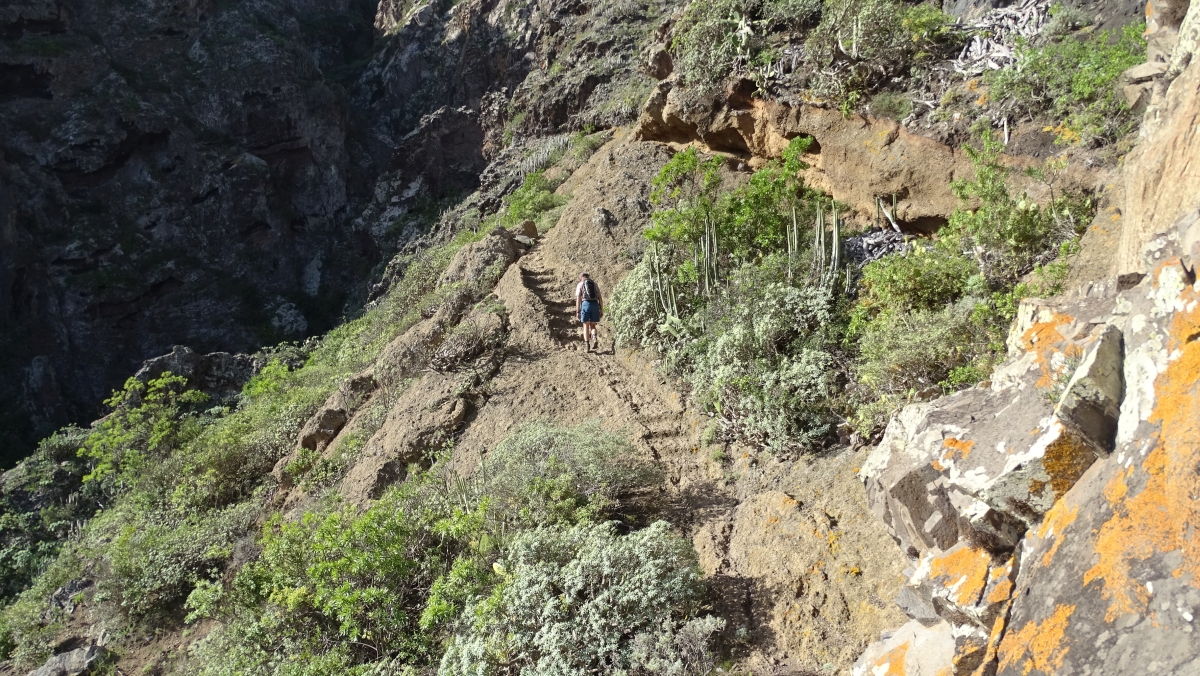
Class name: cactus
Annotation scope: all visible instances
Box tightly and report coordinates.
[650,243,679,319]
[811,200,844,291]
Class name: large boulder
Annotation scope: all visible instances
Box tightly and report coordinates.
[133,345,257,401]
[860,294,1123,560]
[26,643,108,676]
[439,229,520,287]
[854,202,1200,675]
[989,216,1200,676]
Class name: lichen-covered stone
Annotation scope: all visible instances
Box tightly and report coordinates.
[994,222,1200,676]
[852,619,957,676]
[906,542,1018,630]
[1054,324,1125,455]
[860,296,1122,561]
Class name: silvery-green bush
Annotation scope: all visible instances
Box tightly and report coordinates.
[474,421,662,531]
[610,256,673,352]
[681,276,838,449]
[439,521,718,676]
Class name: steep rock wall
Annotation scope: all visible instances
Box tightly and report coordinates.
[853,21,1200,673]
[1118,2,1200,273]
[0,0,667,465]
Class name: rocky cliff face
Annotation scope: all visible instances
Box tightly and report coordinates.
[851,11,1200,672]
[0,0,667,465]
[0,0,376,462]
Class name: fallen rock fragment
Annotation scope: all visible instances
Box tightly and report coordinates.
[851,619,956,676]
[27,643,108,676]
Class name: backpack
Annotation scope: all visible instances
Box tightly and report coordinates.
[582,279,599,302]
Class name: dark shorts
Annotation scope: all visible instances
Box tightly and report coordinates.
[580,300,600,323]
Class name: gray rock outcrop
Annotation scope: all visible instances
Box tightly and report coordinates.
[853,141,1200,676]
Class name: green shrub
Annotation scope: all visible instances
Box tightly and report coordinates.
[0,427,97,605]
[1042,2,1092,38]
[471,422,662,531]
[0,536,87,665]
[854,300,995,398]
[948,132,1091,285]
[498,171,567,227]
[78,373,209,491]
[191,486,444,675]
[672,0,822,89]
[611,255,671,351]
[986,24,1145,145]
[846,131,1093,434]
[848,244,977,336]
[94,500,258,617]
[241,359,289,399]
[804,0,959,101]
[438,520,718,676]
[869,91,913,120]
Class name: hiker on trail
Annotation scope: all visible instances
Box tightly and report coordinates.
[575,272,603,352]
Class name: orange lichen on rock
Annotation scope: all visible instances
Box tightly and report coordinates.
[996,603,1076,675]
[942,436,975,461]
[1018,312,1077,388]
[929,544,991,608]
[1036,499,1079,568]
[872,641,910,675]
[1083,290,1200,621]
[986,557,1016,604]
[1040,428,1096,496]
[971,603,1011,676]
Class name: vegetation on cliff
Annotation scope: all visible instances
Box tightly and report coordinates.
[611,130,1093,447]
[0,229,501,667]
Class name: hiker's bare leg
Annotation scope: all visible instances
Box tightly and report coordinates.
[583,322,596,347]
[580,321,589,345]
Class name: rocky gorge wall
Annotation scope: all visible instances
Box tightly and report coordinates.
[0,0,667,465]
[850,7,1200,672]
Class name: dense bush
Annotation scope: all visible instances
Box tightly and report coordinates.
[868,91,913,121]
[439,521,715,676]
[679,260,840,449]
[986,23,1145,145]
[846,131,1093,432]
[948,132,1091,285]
[78,373,210,493]
[672,0,823,89]
[491,170,568,232]
[193,487,445,674]
[471,422,662,531]
[0,230,497,668]
[185,423,714,676]
[613,139,850,450]
[0,428,97,605]
[804,0,960,103]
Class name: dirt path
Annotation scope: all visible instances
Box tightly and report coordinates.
[433,132,908,674]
